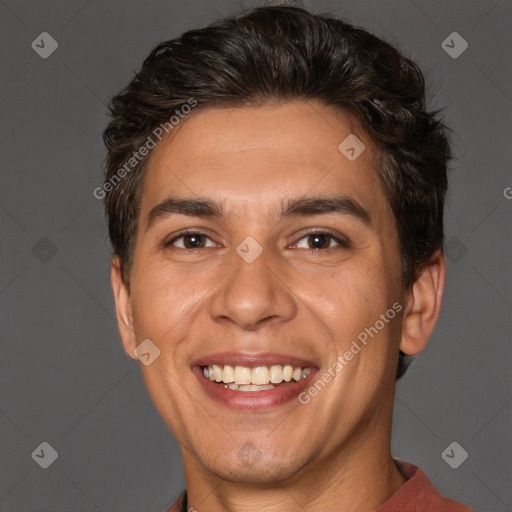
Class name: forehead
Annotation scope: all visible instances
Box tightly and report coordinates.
[140,101,387,221]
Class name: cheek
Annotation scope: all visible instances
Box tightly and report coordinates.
[296,257,399,366]
[129,257,223,342]
[304,259,391,321]
[129,262,184,335]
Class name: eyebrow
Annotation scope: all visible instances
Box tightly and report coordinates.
[146,194,372,231]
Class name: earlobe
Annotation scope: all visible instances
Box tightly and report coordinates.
[400,251,445,356]
[111,257,138,360]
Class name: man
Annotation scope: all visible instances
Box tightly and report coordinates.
[101,5,475,511]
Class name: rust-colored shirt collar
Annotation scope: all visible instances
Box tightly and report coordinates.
[164,459,475,511]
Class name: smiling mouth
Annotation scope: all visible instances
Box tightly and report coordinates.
[200,364,312,391]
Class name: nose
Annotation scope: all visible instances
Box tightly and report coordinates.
[209,246,297,331]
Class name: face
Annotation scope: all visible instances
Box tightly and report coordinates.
[114,101,409,484]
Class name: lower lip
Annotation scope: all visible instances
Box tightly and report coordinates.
[192,366,317,410]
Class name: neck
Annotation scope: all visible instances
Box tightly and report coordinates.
[182,420,405,512]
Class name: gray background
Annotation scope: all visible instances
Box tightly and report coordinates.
[1,0,510,511]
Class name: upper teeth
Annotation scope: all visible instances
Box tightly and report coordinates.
[202,364,312,385]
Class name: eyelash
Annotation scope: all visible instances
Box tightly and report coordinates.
[164,229,350,252]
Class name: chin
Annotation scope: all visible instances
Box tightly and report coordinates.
[199,444,312,485]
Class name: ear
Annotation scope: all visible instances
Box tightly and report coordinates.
[400,251,445,356]
[111,257,138,360]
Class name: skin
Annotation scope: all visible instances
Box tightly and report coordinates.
[111,101,445,512]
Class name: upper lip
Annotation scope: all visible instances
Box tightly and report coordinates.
[190,351,318,368]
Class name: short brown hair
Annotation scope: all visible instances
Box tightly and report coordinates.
[102,5,453,379]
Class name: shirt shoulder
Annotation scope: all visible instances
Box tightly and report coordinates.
[165,461,477,512]
[376,459,477,512]
[163,490,187,512]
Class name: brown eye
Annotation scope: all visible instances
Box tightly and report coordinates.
[308,234,331,249]
[166,232,215,249]
[295,232,349,250]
